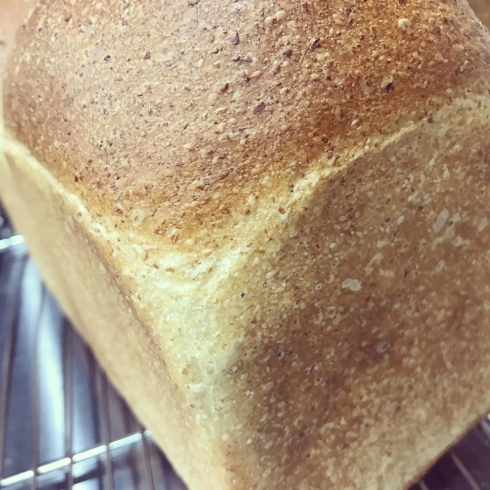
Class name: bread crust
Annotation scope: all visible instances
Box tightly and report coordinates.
[0,143,226,488]
[3,1,490,490]
[4,0,490,244]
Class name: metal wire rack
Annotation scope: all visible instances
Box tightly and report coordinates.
[1,205,490,490]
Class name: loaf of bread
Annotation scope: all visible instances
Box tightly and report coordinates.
[2,1,490,489]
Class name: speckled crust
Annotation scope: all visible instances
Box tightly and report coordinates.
[469,0,490,29]
[226,97,490,488]
[3,1,490,490]
[0,0,36,86]
[4,0,490,246]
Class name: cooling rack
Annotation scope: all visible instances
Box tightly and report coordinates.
[1,205,490,490]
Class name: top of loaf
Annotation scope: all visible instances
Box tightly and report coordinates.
[3,0,490,249]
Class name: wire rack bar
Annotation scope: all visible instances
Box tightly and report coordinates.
[450,451,484,490]
[0,235,25,254]
[99,368,116,490]
[63,321,74,490]
[0,257,26,480]
[0,432,152,488]
[30,286,46,490]
[141,423,156,490]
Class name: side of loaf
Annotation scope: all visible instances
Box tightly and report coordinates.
[2,1,490,489]
[469,0,490,29]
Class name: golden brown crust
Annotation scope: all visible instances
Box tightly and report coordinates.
[225,95,490,488]
[5,90,490,490]
[4,1,490,490]
[4,0,490,247]
[0,0,36,91]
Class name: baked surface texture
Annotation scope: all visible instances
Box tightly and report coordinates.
[469,0,490,28]
[2,1,490,489]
